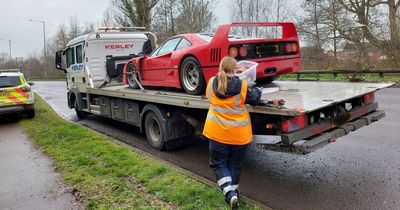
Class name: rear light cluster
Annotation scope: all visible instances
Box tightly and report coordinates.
[228,42,299,59]
[281,115,308,133]
[363,92,375,105]
[284,43,298,54]
[228,46,248,58]
[20,85,31,92]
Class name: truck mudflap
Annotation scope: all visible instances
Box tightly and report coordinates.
[255,109,385,155]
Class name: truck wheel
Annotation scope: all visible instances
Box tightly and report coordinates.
[126,63,139,89]
[26,109,35,119]
[144,111,166,150]
[180,57,206,95]
[75,101,86,120]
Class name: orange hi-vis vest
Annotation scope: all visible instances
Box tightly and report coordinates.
[203,77,252,145]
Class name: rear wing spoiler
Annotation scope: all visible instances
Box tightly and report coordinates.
[207,22,299,64]
[210,22,298,44]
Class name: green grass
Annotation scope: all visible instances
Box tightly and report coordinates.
[20,95,261,210]
[280,73,400,83]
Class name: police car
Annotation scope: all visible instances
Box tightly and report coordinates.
[0,69,35,118]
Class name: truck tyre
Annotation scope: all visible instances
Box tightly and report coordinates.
[126,62,140,89]
[26,109,35,119]
[75,100,86,120]
[144,111,166,150]
[180,56,206,95]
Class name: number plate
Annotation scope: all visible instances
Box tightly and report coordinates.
[256,45,279,54]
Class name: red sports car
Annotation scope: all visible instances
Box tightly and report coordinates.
[123,22,301,95]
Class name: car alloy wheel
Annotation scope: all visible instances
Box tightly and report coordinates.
[180,56,205,95]
[127,62,139,89]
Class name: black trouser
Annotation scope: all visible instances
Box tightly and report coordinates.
[209,140,248,202]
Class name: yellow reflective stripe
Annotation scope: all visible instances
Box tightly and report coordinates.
[210,105,247,114]
[207,113,250,126]
[217,176,232,186]
[222,185,235,195]
[19,76,24,85]
[234,94,240,109]
[13,93,28,102]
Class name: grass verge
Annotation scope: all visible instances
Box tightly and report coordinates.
[20,95,260,210]
[280,73,400,83]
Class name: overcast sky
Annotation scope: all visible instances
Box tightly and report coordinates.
[0,0,299,58]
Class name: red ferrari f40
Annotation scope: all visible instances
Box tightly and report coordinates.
[123,22,301,95]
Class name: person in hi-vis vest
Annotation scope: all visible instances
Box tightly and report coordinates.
[203,56,262,209]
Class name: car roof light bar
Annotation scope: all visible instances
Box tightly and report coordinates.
[0,69,20,73]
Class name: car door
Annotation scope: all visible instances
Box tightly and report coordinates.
[142,37,182,82]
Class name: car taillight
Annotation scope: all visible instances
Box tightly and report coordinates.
[284,43,298,54]
[281,115,308,133]
[239,46,247,57]
[20,85,31,92]
[228,47,238,57]
[364,92,375,105]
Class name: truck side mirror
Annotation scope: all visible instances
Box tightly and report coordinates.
[55,51,66,71]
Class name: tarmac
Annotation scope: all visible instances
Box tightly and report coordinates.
[0,118,81,210]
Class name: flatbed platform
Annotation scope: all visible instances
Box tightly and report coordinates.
[87,81,392,116]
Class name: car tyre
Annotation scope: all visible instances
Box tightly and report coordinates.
[126,62,140,89]
[256,75,279,84]
[26,109,35,119]
[180,56,206,95]
[144,111,166,150]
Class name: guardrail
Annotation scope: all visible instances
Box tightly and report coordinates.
[28,76,65,81]
[290,69,400,80]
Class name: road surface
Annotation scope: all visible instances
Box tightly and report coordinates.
[0,117,80,210]
[34,81,400,210]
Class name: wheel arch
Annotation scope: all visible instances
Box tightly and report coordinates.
[68,87,83,110]
[178,54,202,75]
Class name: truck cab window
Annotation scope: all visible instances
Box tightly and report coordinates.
[76,45,83,64]
[66,47,75,68]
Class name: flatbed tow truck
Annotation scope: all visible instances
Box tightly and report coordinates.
[55,26,392,154]
[85,80,391,154]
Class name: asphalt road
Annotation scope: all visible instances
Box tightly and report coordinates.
[34,81,400,210]
[0,118,80,210]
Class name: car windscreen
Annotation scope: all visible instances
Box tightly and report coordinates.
[0,76,22,88]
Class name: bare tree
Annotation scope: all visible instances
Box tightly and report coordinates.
[176,0,217,33]
[151,0,179,42]
[151,0,217,42]
[229,0,293,37]
[337,0,400,66]
[106,0,159,29]
[320,0,346,62]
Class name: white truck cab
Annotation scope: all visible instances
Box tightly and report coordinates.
[55,27,157,113]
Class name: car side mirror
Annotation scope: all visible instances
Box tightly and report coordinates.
[28,81,35,86]
[55,51,66,71]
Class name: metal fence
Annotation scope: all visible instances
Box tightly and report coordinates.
[290,69,400,80]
